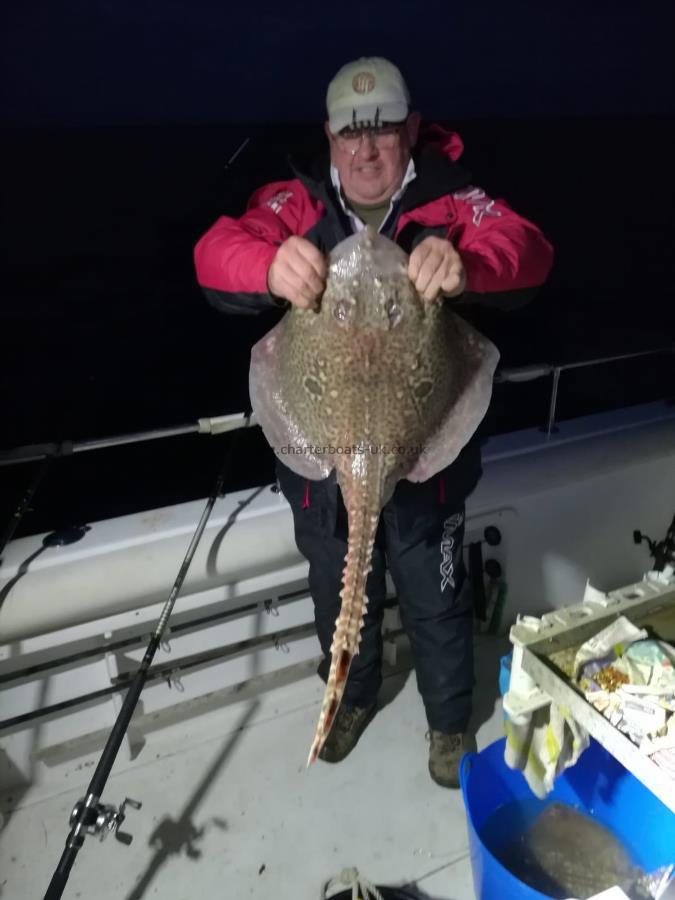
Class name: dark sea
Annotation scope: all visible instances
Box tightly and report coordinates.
[2,118,674,540]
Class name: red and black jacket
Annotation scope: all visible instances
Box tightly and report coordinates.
[193,127,554,538]
[194,125,554,316]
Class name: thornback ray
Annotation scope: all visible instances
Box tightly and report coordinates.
[249,226,499,763]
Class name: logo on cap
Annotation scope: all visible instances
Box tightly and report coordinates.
[352,72,375,94]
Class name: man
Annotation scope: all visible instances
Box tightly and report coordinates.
[194,57,553,787]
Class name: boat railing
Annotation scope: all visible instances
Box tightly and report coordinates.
[1,344,673,469]
[0,344,672,557]
[493,345,674,438]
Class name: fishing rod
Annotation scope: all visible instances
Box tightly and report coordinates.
[41,135,254,900]
[43,415,251,899]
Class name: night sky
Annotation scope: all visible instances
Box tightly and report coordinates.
[1,1,674,536]
[3,1,675,126]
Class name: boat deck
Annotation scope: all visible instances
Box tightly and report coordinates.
[0,635,509,900]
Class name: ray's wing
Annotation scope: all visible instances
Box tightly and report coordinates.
[249,316,332,480]
[406,314,500,483]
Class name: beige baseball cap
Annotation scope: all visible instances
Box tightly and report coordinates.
[326,57,410,134]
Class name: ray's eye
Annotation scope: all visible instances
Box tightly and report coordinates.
[334,301,351,323]
[385,299,403,327]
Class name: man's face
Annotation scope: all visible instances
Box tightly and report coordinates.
[325,113,421,206]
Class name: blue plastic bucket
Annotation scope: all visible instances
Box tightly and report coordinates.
[460,737,675,900]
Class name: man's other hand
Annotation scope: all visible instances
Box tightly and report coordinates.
[267,237,327,309]
[408,236,466,302]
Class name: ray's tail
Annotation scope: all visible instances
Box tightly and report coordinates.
[306,490,381,766]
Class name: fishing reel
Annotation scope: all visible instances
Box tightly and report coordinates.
[633,514,675,572]
[69,795,142,846]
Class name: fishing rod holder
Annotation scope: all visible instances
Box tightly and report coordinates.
[69,795,142,846]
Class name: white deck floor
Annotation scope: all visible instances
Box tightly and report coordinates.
[0,635,510,900]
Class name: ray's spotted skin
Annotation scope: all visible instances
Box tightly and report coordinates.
[249,226,499,764]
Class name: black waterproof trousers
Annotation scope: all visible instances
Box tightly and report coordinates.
[277,453,477,735]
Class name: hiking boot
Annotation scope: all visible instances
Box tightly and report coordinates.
[318,702,377,763]
[427,730,464,788]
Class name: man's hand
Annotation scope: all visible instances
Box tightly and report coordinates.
[267,236,327,309]
[408,236,466,302]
